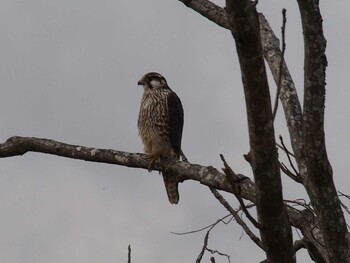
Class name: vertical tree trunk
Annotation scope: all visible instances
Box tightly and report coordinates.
[296,0,350,261]
[225,1,295,262]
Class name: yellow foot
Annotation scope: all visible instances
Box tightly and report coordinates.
[147,155,161,172]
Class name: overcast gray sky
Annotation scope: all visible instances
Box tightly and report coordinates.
[0,0,349,262]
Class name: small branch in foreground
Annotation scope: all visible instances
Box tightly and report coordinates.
[272,8,287,121]
[220,154,262,230]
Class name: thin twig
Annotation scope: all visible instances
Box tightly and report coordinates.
[279,162,302,183]
[339,200,350,215]
[170,214,232,235]
[279,135,299,177]
[272,8,287,121]
[195,217,231,263]
[338,191,350,216]
[276,142,295,158]
[195,225,211,263]
[206,248,231,263]
[338,191,350,200]
[210,188,264,250]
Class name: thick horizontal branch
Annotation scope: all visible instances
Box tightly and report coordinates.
[0,136,255,201]
[0,135,324,259]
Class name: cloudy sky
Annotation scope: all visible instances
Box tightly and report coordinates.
[0,0,349,262]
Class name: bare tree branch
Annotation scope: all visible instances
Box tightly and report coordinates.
[276,143,295,158]
[195,217,231,263]
[338,192,350,216]
[178,0,229,29]
[258,13,303,158]
[279,162,302,184]
[279,135,300,178]
[0,134,330,261]
[171,214,232,235]
[220,154,261,229]
[210,188,263,249]
[272,8,287,121]
[0,136,250,195]
[205,248,231,263]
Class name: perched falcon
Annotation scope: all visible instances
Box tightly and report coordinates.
[137,72,184,204]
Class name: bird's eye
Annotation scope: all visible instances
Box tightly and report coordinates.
[146,78,153,88]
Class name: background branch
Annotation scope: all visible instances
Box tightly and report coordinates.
[210,188,263,249]
[178,0,229,29]
[272,8,287,121]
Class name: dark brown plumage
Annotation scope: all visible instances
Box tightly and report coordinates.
[137,72,184,204]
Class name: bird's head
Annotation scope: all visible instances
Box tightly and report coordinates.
[138,72,169,91]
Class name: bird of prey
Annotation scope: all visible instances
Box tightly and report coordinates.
[137,72,184,204]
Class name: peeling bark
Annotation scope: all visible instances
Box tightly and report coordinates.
[258,14,303,154]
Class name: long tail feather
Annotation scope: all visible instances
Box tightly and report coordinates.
[162,172,179,204]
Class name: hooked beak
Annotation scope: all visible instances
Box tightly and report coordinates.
[137,79,144,86]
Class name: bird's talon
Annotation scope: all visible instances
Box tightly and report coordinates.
[147,156,159,172]
[147,162,153,172]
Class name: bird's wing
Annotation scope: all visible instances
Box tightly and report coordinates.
[167,91,184,157]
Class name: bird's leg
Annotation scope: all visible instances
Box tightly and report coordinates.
[147,154,161,172]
